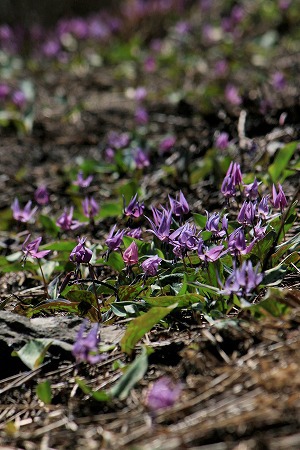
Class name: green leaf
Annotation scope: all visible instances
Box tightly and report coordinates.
[36,380,52,404]
[120,303,177,355]
[39,215,59,236]
[111,301,141,317]
[76,378,111,401]
[65,289,96,305]
[268,142,298,183]
[41,241,76,251]
[12,338,53,369]
[109,347,149,400]
[144,293,204,308]
[118,282,147,302]
[193,213,207,228]
[98,201,123,219]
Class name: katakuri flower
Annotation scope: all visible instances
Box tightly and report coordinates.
[72,321,107,365]
[34,186,50,206]
[124,193,145,218]
[169,191,189,217]
[220,261,263,298]
[271,184,288,211]
[70,237,93,264]
[22,234,51,261]
[141,255,162,276]
[56,207,83,231]
[146,377,181,412]
[12,199,38,223]
[123,241,139,266]
[73,171,93,188]
[82,196,99,219]
[105,225,126,252]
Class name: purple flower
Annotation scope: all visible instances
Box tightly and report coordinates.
[169,191,189,217]
[243,178,260,200]
[141,255,162,276]
[159,136,176,154]
[271,72,286,91]
[237,201,256,226]
[251,220,267,240]
[126,227,142,239]
[135,106,149,125]
[105,225,126,252]
[134,86,147,102]
[56,207,83,231]
[123,241,139,266]
[11,90,26,108]
[146,377,181,412]
[205,212,227,238]
[144,56,156,73]
[220,261,263,298]
[108,131,130,149]
[227,227,256,255]
[73,171,93,188]
[215,132,229,150]
[12,199,38,223]
[82,196,99,219]
[271,184,288,210]
[225,84,242,106]
[22,234,51,261]
[221,175,236,198]
[147,208,173,242]
[258,195,270,219]
[170,223,199,253]
[70,237,93,264]
[104,147,115,163]
[0,83,10,101]
[34,186,50,205]
[226,162,243,186]
[198,240,226,263]
[124,194,145,218]
[134,147,150,169]
[72,321,107,365]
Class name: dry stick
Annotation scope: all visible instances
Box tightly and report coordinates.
[262,184,300,272]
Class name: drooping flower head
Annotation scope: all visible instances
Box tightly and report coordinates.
[72,321,107,365]
[220,261,263,298]
[105,225,126,252]
[56,207,83,231]
[146,377,181,412]
[70,237,93,264]
[169,191,189,218]
[271,183,288,211]
[82,196,99,219]
[123,241,139,266]
[22,234,51,261]
[124,193,145,218]
[73,171,93,188]
[147,208,173,242]
[141,255,162,277]
[34,186,50,206]
[12,199,38,223]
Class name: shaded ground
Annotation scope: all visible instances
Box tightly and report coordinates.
[0,3,300,449]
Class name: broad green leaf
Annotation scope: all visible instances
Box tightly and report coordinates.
[268,142,298,183]
[25,299,98,321]
[12,338,53,369]
[118,282,147,302]
[120,304,177,355]
[65,289,97,305]
[144,293,204,308]
[41,241,76,251]
[193,213,207,228]
[97,252,125,272]
[109,347,149,400]
[111,301,141,317]
[36,380,52,404]
[98,202,123,219]
[252,230,277,261]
